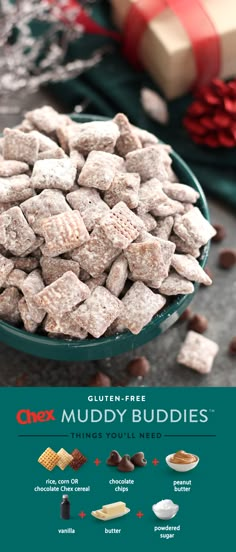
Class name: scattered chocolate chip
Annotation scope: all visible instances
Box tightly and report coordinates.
[219,249,236,269]
[117,454,135,472]
[126,356,150,377]
[188,314,208,334]
[130,452,147,467]
[106,450,122,466]
[89,371,111,387]
[212,224,226,242]
[179,307,192,322]
[229,337,236,355]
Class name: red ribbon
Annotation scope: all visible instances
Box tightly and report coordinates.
[123,0,221,86]
[48,0,121,41]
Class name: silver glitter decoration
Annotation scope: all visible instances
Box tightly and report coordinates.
[0,0,102,111]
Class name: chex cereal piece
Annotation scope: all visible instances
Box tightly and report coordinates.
[20,236,44,258]
[86,274,107,293]
[159,271,194,295]
[57,448,74,470]
[138,212,157,232]
[3,128,39,165]
[21,189,71,236]
[106,255,128,297]
[0,287,21,324]
[73,225,121,278]
[173,207,216,248]
[0,160,29,177]
[132,125,158,146]
[125,238,173,288]
[0,202,17,215]
[104,172,140,209]
[25,106,68,134]
[40,211,89,257]
[10,256,39,273]
[75,286,123,338]
[37,147,66,160]
[29,130,58,152]
[115,281,166,335]
[18,298,38,333]
[0,175,34,203]
[182,203,194,213]
[177,331,219,374]
[38,447,59,471]
[0,254,14,287]
[0,206,36,256]
[22,269,46,323]
[137,178,183,217]
[69,150,85,173]
[171,254,212,285]
[69,120,119,155]
[67,188,109,231]
[70,449,87,470]
[5,269,27,291]
[170,234,200,258]
[137,178,162,215]
[40,257,80,285]
[126,146,169,182]
[152,216,174,240]
[163,182,200,203]
[56,121,80,153]
[79,150,125,191]
[44,312,88,339]
[31,158,76,192]
[99,201,144,249]
[35,271,90,317]
[114,113,142,156]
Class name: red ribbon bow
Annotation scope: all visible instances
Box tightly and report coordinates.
[123,0,221,87]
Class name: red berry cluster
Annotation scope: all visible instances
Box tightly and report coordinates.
[183,79,236,148]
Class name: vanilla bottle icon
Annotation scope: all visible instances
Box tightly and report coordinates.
[60,495,70,520]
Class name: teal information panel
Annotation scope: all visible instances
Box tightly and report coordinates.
[0,387,235,551]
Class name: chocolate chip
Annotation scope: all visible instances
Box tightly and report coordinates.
[188,314,208,334]
[179,307,192,322]
[89,371,111,387]
[212,224,226,242]
[117,454,135,472]
[106,450,122,466]
[229,337,236,355]
[130,452,147,467]
[126,356,150,377]
[218,249,236,269]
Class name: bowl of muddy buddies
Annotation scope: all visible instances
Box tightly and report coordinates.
[0,109,215,360]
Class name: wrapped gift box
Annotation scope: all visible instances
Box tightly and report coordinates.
[111,0,236,99]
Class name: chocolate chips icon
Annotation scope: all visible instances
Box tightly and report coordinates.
[106,449,147,472]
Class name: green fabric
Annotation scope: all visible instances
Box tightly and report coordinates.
[48,1,236,208]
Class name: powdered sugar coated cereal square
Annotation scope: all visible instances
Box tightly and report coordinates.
[40,211,89,257]
[79,150,125,191]
[177,331,219,373]
[75,286,123,338]
[31,158,76,192]
[66,188,109,231]
[99,201,144,249]
[115,281,166,335]
[35,271,90,317]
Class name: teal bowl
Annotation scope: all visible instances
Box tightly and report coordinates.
[0,114,210,361]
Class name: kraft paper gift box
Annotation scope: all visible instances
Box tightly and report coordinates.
[111,0,236,99]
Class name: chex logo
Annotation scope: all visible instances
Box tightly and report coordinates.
[16,409,56,425]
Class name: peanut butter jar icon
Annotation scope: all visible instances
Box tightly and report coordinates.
[166,450,199,472]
